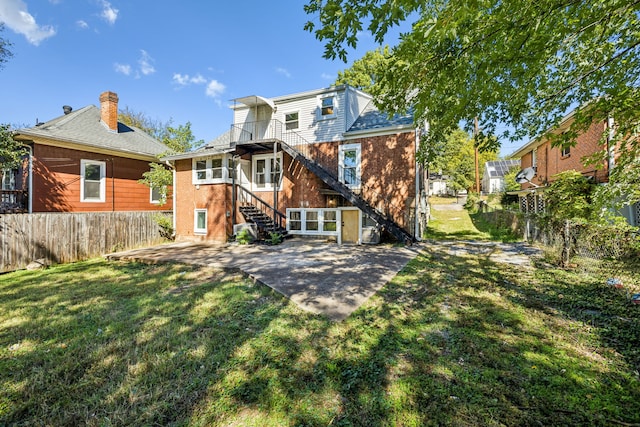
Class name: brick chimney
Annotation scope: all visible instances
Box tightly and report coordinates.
[99,91,119,132]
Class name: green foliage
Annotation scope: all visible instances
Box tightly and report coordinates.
[543,170,595,224]
[464,192,481,212]
[334,46,390,93]
[138,163,171,206]
[152,213,174,240]
[118,109,204,154]
[592,149,640,221]
[236,228,253,245]
[305,0,640,160]
[122,109,203,202]
[0,124,26,170]
[427,128,497,192]
[268,232,283,245]
[500,166,522,207]
[0,24,13,71]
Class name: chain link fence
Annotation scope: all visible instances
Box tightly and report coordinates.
[477,207,640,265]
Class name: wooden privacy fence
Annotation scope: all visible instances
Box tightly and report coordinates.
[0,211,170,273]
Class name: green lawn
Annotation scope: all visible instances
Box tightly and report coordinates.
[2,248,640,425]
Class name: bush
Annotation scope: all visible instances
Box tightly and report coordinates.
[236,228,253,245]
[464,192,481,212]
[152,213,174,240]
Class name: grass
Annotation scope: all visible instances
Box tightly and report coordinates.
[425,196,521,242]
[2,248,640,425]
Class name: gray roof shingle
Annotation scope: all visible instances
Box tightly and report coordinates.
[347,102,413,132]
[16,105,169,158]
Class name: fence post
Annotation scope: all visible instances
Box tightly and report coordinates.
[563,219,570,267]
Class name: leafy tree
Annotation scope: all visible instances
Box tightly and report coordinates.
[118,109,203,206]
[0,24,13,71]
[334,46,390,93]
[0,124,26,170]
[429,128,497,193]
[304,0,640,158]
[543,170,595,224]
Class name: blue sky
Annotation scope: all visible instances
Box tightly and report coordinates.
[0,0,521,155]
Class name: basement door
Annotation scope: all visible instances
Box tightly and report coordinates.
[341,209,360,244]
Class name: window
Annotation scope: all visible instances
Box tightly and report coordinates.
[323,210,337,231]
[318,94,337,119]
[192,156,231,184]
[532,149,538,168]
[306,211,319,231]
[1,169,15,190]
[561,145,571,157]
[80,159,106,202]
[150,185,165,204]
[252,152,283,190]
[339,143,361,189]
[285,112,299,131]
[289,210,302,231]
[286,209,339,235]
[194,209,207,234]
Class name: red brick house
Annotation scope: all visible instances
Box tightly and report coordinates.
[164,85,425,244]
[510,110,639,225]
[6,91,172,213]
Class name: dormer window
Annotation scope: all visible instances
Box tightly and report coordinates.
[321,97,334,116]
[318,93,337,120]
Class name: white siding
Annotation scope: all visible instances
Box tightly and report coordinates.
[232,87,356,145]
[345,87,373,131]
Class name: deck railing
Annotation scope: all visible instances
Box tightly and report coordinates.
[0,190,28,213]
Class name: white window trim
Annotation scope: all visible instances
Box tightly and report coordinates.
[317,93,337,120]
[2,168,16,190]
[80,159,106,203]
[192,155,232,185]
[150,185,165,204]
[338,143,361,189]
[194,209,207,234]
[252,152,283,191]
[286,208,339,236]
[284,110,300,131]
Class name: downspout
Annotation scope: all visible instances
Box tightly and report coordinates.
[26,144,33,213]
[606,116,615,175]
[165,160,176,239]
[414,128,421,241]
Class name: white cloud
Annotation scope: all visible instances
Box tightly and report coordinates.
[206,80,225,98]
[76,20,89,29]
[0,0,56,45]
[138,50,155,75]
[173,73,207,86]
[275,67,291,78]
[99,0,118,25]
[321,73,334,80]
[114,63,131,75]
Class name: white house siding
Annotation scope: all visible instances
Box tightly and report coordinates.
[344,87,373,131]
[232,87,359,145]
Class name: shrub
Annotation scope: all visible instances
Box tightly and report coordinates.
[152,213,174,240]
[236,228,253,245]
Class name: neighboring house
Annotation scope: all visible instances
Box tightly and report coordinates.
[7,91,172,213]
[482,159,520,194]
[428,173,449,196]
[509,109,639,225]
[164,85,424,244]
